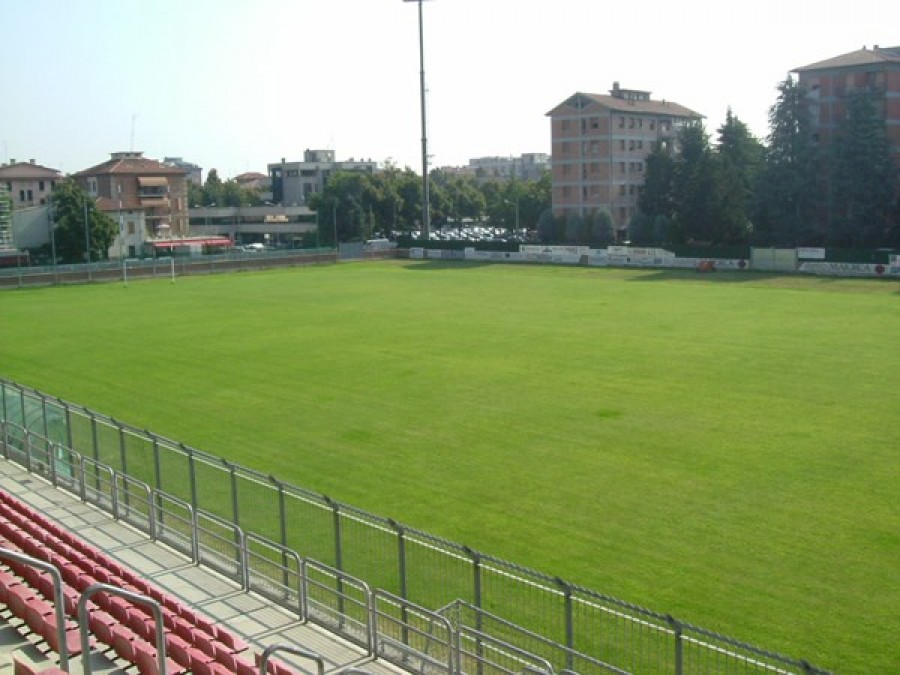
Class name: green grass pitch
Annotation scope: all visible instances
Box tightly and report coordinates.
[1,261,898,673]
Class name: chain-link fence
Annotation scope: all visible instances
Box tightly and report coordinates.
[0,378,830,675]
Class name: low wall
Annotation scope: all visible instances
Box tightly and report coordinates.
[408,245,898,279]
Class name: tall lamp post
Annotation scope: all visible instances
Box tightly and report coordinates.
[404,0,431,241]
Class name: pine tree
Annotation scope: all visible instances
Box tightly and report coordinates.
[754,77,820,246]
[827,92,897,247]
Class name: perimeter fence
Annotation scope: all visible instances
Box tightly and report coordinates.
[0,377,830,675]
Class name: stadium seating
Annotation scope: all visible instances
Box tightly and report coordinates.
[1,487,297,675]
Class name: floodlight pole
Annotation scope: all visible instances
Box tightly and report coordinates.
[405,0,431,240]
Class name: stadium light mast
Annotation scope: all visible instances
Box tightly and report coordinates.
[404,0,431,240]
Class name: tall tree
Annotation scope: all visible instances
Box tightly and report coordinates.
[672,123,718,243]
[202,169,224,206]
[827,91,897,247]
[639,143,676,227]
[754,76,820,245]
[50,179,117,263]
[716,108,764,229]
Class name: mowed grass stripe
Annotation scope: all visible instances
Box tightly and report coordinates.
[1,262,898,673]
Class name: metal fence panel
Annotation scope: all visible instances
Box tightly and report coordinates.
[402,530,476,610]
[245,533,302,612]
[373,589,455,675]
[337,506,403,596]
[0,379,832,675]
[282,489,339,567]
[235,470,284,545]
[302,558,372,652]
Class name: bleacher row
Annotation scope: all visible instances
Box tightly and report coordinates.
[0,488,304,675]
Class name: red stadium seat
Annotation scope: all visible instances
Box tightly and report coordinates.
[110,625,136,664]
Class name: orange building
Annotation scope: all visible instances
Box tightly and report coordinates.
[546,83,701,238]
[74,151,188,258]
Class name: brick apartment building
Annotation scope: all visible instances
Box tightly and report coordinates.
[547,83,701,238]
[793,45,900,168]
[73,152,189,258]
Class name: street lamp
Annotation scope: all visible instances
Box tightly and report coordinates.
[404,0,432,240]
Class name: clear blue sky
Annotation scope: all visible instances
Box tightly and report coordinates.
[2,0,897,179]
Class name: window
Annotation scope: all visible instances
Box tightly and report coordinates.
[590,141,600,155]
[287,169,299,177]
[619,116,625,128]
[619,184,626,195]
[619,162,626,174]
[39,181,45,191]
[590,117,600,129]
[127,221,136,235]
[562,164,571,175]
[650,120,656,130]
[562,119,571,131]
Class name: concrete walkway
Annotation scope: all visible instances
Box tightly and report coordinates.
[0,458,405,675]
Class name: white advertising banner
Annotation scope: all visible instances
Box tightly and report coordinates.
[798,262,892,277]
[797,247,826,260]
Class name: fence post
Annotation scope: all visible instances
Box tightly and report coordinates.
[464,546,484,675]
[62,398,73,450]
[183,443,198,510]
[555,577,575,671]
[388,519,408,599]
[324,496,345,618]
[88,410,100,492]
[39,392,49,441]
[1,381,7,426]
[148,432,164,537]
[115,420,130,513]
[271,475,290,590]
[23,430,33,473]
[666,614,683,675]
[388,519,409,647]
[224,459,242,567]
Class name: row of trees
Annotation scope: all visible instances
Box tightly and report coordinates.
[307,163,551,244]
[188,169,262,207]
[634,77,900,248]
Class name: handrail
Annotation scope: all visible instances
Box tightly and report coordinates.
[260,645,324,675]
[0,548,70,671]
[77,583,166,675]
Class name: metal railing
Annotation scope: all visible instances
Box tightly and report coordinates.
[0,378,831,675]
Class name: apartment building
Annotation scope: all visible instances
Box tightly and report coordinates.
[73,151,189,258]
[547,83,701,236]
[0,159,62,210]
[793,45,900,167]
[268,150,377,206]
